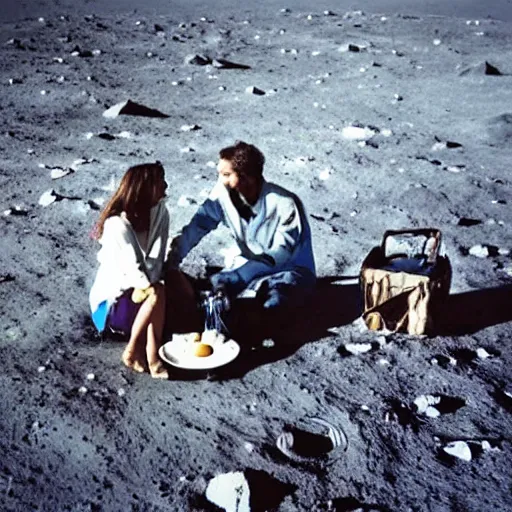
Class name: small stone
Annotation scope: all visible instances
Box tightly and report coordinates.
[78,386,88,394]
[361,405,370,411]
[86,373,95,380]
[446,165,465,173]
[180,146,195,153]
[51,167,73,179]
[180,124,201,132]
[38,366,46,373]
[469,244,489,258]
[433,39,442,46]
[244,442,254,453]
[443,441,472,462]
[177,195,197,207]
[344,342,372,355]
[476,348,491,359]
[117,388,126,397]
[341,125,376,141]
[245,86,265,96]
[318,168,332,181]
[39,189,58,207]
[185,53,210,66]
[262,339,275,348]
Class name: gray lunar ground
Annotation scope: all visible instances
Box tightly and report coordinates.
[1,1,512,511]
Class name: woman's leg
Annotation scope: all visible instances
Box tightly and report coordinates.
[144,284,169,378]
[122,284,166,376]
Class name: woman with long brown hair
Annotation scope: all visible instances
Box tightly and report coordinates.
[89,162,170,379]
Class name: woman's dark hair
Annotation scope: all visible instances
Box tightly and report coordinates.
[93,162,164,239]
[219,141,265,180]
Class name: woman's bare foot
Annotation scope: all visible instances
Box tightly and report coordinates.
[122,350,147,373]
[149,361,169,379]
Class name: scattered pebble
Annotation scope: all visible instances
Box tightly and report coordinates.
[443,441,472,462]
[78,386,88,395]
[86,373,95,381]
[4,205,29,216]
[245,86,266,96]
[244,442,254,453]
[344,342,372,355]
[37,366,46,373]
[469,244,489,258]
[117,388,126,397]
[476,348,492,359]
[180,124,201,132]
[341,125,377,141]
[318,168,332,181]
[177,195,197,207]
[414,395,441,418]
[262,339,275,348]
[39,189,59,207]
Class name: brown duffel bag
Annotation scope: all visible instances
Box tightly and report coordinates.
[360,229,451,335]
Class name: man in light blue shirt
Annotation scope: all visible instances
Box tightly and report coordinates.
[169,141,315,331]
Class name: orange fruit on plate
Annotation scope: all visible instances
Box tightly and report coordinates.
[193,343,213,358]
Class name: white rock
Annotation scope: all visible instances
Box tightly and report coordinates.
[180,124,201,131]
[39,189,58,207]
[51,168,73,179]
[476,348,491,359]
[103,101,128,118]
[177,195,197,207]
[433,39,442,46]
[341,126,376,141]
[206,472,250,512]
[425,407,441,418]
[116,131,132,139]
[446,165,464,173]
[78,386,88,394]
[361,405,370,411]
[432,141,447,151]
[469,245,489,258]
[117,388,126,397]
[38,366,46,373]
[318,168,332,181]
[244,442,254,453]
[344,342,372,355]
[498,248,510,256]
[443,441,472,462]
[414,394,441,414]
[262,339,275,348]
[180,146,195,153]
[86,373,95,380]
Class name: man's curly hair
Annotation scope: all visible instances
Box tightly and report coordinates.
[219,141,265,180]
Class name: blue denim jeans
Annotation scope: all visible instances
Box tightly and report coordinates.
[250,267,316,311]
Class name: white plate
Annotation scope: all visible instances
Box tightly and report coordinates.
[159,338,241,370]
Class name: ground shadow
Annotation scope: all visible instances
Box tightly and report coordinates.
[169,276,361,381]
[436,284,512,336]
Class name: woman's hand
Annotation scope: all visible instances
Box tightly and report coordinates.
[131,286,156,304]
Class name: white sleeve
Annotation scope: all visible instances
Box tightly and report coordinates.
[100,217,151,290]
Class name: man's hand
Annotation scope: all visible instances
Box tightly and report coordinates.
[210,270,244,296]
